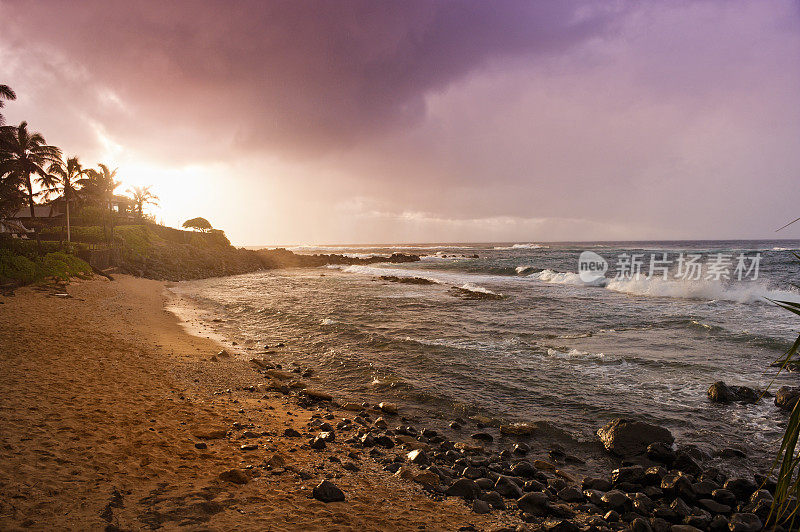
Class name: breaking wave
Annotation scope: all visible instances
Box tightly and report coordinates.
[494,243,549,250]
[605,277,800,304]
[526,269,800,304]
[458,283,503,298]
[329,264,443,285]
[528,269,607,287]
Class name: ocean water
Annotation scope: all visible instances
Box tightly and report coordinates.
[172,240,800,473]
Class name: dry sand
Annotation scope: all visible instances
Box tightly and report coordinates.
[0,275,514,531]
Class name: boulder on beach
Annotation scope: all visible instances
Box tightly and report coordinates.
[775,386,800,411]
[446,478,480,500]
[707,381,760,404]
[494,475,523,499]
[597,418,674,457]
[471,432,493,442]
[378,402,398,414]
[265,369,294,381]
[312,479,345,502]
[301,389,333,402]
[728,513,762,532]
[517,491,549,516]
[646,441,676,464]
[218,468,249,485]
[406,449,429,465]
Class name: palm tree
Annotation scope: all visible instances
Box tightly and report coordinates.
[126,185,159,217]
[83,163,120,242]
[0,122,61,232]
[40,156,87,242]
[0,171,26,219]
[0,85,16,126]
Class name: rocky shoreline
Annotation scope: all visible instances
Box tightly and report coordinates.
[205,343,780,532]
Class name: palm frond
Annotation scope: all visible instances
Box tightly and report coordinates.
[0,85,16,100]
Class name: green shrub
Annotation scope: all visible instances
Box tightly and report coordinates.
[37,252,93,280]
[0,248,38,283]
[0,247,92,284]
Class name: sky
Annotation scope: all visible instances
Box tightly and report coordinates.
[1,0,799,245]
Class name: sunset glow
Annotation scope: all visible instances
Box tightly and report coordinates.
[1,1,799,245]
[4,3,800,530]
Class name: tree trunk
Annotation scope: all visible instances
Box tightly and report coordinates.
[109,196,115,242]
[26,178,35,220]
[25,174,40,248]
[65,190,71,243]
[102,197,108,243]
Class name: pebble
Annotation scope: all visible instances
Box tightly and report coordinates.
[516,491,549,515]
[481,490,506,510]
[406,449,429,465]
[378,402,398,414]
[511,461,536,478]
[512,443,529,455]
[309,436,326,450]
[557,486,583,502]
[494,475,523,498]
[446,478,480,500]
[543,518,580,532]
[302,389,333,401]
[600,490,628,509]
[466,498,488,514]
[471,432,493,442]
[698,498,731,514]
[342,461,360,472]
[728,513,762,532]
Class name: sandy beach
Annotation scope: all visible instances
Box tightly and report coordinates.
[0,275,507,531]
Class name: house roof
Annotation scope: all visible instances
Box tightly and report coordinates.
[9,205,62,218]
[112,195,132,204]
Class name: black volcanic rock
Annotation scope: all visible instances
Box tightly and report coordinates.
[707,381,760,404]
[597,418,674,457]
[775,386,800,411]
[312,480,345,502]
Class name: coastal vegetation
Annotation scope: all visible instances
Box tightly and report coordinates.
[183,216,213,232]
[768,248,800,528]
[0,84,257,284]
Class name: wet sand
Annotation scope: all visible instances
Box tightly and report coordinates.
[0,275,508,531]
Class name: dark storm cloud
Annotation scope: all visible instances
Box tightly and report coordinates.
[1,1,611,156]
[2,1,799,243]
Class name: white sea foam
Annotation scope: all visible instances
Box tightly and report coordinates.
[605,277,800,304]
[320,318,337,325]
[459,283,502,297]
[515,265,537,274]
[331,263,508,297]
[341,252,391,259]
[494,243,549,250]
[528,269,607,287]
[527,268,800,304]
[546,347,619,363]
[331,264,444,284]
[287,244,475,252]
